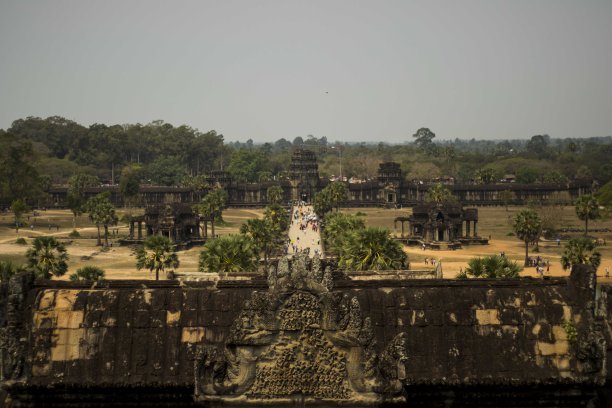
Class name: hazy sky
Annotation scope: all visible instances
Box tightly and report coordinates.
[1,1,611,143]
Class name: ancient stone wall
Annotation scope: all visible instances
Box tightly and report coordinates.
[0,266,608,407]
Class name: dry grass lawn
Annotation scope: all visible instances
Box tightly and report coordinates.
[341,206,612,281]
[1,206,610,281]
[0,208,263,280]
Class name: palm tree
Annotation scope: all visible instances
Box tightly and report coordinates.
[26,236,69,279]
[575,195,601,236]
[424,183,456,203]
[134,235,179,280]
[67,173,99,229]
[199,234,258,273]
[328,182,348,212]
[560,238,602,271]
[85,192,115,246]
[339,227,407,271]
[99,201,118,247]
[70,266,106,281]
[266,185,285,205]
[323,213,365,255]
[194,188,228,238]
[457,255,522,279]
[264,203,289,233]
[240,218,275,268]
[474,168,497,184]
[513,209,542,266]
[10,199,29,232]
[0,260,25,282]
[313,189,333,218]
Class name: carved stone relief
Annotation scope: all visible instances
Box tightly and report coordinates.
[195,254,408,405]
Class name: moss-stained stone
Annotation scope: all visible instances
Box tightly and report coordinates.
[166,310,181,326]
[475,309,500,325]
[181,327,205,343]
[0,265,608,407]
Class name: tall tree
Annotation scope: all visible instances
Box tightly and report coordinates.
[513,209,542,266]
[119,164,142,207]
[67,173,99,229]
[26,236,69,279]
[328,182,348,212]
[474,168,497,184]
[526,134,550,157]
[134,235,179,280]
[85,192,116,246]
[412,127,436,151]
[10,199,29,232]
[267,185,285,205]
[194,188,228,238]
[424,184,456,203]
[313,188,333,219]
[264,203,289,233]
[0,133,43,203]
[574,195,601,236]
[323,213,366,256]
[339,227,407,271]
[560,238,601,272]
[240,218,275,268]
[199,234,258,273]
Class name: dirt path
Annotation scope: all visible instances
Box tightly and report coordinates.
[287,205,322,257]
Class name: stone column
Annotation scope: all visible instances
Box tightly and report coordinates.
[465,221,470,237]
[196,220,201,238]
[474,221,478,237]
[401,221,405,238]
[137,222,142,240]
[129,221,134,240]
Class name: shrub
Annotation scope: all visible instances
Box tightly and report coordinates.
[457,255,522,279]
[68,229,81,238]
[70,266,105,281]
[15,237,28,245]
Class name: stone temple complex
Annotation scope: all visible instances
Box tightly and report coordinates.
[394,202,488,249]
[45,149,592,209]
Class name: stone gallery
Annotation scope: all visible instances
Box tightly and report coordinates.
[45,149,592,209]
[1,260,611,406]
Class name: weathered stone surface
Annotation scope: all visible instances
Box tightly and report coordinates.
[0,265,609,407]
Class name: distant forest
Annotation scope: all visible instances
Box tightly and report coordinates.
[1,116,612,205]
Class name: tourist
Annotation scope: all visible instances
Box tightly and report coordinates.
[606,267,610,279]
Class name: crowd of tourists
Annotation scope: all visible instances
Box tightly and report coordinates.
[287,202,322,257]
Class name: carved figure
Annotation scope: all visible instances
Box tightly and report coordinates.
[195,257,408,404]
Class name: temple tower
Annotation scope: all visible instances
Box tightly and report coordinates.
[289,149,319,202]
[377,162,402,204]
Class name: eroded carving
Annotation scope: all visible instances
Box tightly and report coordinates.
[0,272,34,381]
[195,254,408,404]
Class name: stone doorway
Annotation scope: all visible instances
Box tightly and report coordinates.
[437,226,445,241]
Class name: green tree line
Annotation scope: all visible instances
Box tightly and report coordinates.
[3,118,612,208]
